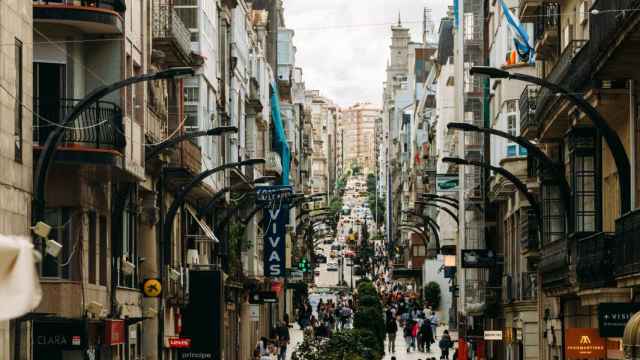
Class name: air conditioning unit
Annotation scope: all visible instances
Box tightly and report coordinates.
[121,257,135,275]
[45,239,63,258]
[169,267,181,281]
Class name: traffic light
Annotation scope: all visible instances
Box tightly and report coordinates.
[298,257,310,273]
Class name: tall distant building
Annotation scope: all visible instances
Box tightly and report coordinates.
[338,103,381,174]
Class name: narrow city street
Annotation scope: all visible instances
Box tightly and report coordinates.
[4,0,640,359]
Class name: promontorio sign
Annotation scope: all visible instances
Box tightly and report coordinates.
[257,185,293,278]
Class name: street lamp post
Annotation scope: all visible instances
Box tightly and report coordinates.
[145,126,239,160]
[415,200,460,224]
[442,157,543,240]
[446,121,571,210]
[33,67,195,225]
[162,159,265,265]
[470,65,631,214]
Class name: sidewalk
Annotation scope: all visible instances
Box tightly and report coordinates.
[383,326,454,360]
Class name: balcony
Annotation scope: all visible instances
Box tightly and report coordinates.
[576,232,615,289]
[540,239,569,289]
[519,207,539,253]
[33,97,125,162]
[33,0,125,34]
[519,85,540,140]
[614,209,640,278]
[533,2,560,60]
[152,1,193,67]
[169,136,202,176]
[519,0,543,19]
[534,39,588,134]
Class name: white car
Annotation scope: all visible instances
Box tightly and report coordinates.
[327,262,339,271]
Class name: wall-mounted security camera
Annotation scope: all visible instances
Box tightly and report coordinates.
[32,221,52,238]
[45,239,63,258]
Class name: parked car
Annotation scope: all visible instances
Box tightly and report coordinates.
[330,250,337,258]
[327,262,338,271]
[344,250,355,258]
[315,254,327,264]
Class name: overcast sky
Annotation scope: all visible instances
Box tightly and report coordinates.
[283,0,450,108]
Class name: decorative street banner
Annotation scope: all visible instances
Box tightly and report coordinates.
[256,185,293,278]
[598,303,640,337]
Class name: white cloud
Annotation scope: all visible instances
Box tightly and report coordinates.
[283,0,450,107]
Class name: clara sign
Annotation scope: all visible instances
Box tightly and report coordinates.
[257,185,292,278]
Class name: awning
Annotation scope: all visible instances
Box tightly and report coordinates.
[186,206,219,243]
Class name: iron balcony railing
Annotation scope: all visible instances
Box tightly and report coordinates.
[152,1,192,60]
[534,0,640,129]
[519,85,539,139]
[614,208,640,277]
[33,0,126,12]
[577,232,615,289]
[533,2,559,43]
[534,39,588,129]
[465,279,488,314]
[33,97,125,150]
[540,239,569,289]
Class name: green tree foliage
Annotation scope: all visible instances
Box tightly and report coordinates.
[365,173,385,226]
[294,329,380,360]
[352,281,385,355]
[423,281,442,309]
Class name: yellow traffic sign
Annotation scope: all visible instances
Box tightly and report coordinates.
[143,278,162,297]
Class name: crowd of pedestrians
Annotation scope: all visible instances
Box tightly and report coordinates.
[295,295,354,339]
[382,283,454,359]
[254,320,291,360]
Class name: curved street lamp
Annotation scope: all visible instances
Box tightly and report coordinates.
[33,67,195,224]
[198,176,275,216]
[162,159,265,264]
[145,126,239,160]
[442,156,542,241]
[419,195,460,210]
[420,193,459,205]
[415,200,460,224]
[446,121,571,212]
[470,65,630,214]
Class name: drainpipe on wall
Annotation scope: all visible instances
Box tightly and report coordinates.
[630,79,636,209]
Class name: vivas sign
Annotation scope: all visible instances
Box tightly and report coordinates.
[257,186,293,278]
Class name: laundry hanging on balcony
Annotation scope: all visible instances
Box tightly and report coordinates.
[500,0,535,64]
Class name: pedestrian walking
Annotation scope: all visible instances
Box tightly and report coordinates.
[411,319,420,351]
[420,319,434,353]
[439,330,453,359]
[430,311,439,339]
[277,321,290,360]
[404,319,414,353]
[386,315,398,353]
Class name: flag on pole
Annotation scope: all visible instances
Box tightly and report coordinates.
[499,0,535,63]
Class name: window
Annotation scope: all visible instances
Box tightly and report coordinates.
[566,129,600,233]
[14,39,22,162]
[184,86,199,132]
[464,13,475,40]
[175,0,198,42]
[413,245,426,257]
[118,190,139,288]
[542,183,565,244]
[41,209,74,279]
